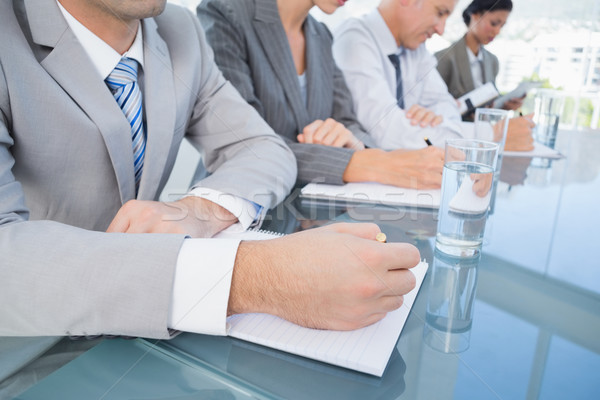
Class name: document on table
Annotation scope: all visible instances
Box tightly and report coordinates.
[300,182,440,209]
[492,81,542,109]
[460,122,563,159]
[226,261,428,377]
[503,142,563,159]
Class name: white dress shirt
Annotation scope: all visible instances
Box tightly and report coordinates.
[333,9,463,150]
[58,2,261,335]
[467,46,485,89]
[298,72,308,106]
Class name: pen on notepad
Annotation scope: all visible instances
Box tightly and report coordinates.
[424,137,433,146]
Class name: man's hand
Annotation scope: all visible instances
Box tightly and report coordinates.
[106,196,238,237]
[297,118,365,150]
[343,147,445,189]
[228,223,420,331]
[505,114,535,152]
[405,104,443,128]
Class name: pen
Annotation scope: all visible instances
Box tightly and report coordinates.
[424,137,433,146]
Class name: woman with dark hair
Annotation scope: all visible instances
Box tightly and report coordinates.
[435,0,522,111]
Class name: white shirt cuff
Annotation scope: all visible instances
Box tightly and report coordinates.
[187,187,263,232]
[168,238,241,335]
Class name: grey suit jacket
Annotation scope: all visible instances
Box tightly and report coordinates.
[0,0,295,381]
[198,0,372,185]
[435,35,499,100]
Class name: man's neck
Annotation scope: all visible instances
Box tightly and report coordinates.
[58,0,138,55]
[378,4,403,48]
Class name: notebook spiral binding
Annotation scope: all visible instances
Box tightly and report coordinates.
[248,228,285,237]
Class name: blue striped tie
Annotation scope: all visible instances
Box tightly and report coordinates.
[105,57,146,193]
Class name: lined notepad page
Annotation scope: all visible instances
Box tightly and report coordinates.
[301,182,440,209]
[226,261,428,377]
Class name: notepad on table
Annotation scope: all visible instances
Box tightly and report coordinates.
[503,142,563,159]
[214,228,283,240]
[460,122,563,159]
[300,182,440,209]
[226,260,428,377]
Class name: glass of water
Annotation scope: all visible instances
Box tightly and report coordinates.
[532,89,564,148]
[436,139,499,257]
[473,108,510,215]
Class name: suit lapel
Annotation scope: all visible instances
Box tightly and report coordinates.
[305,17,331,120]
[457,36,475,94]
[25,0,136,203]
[253,0,308,131]
[137,18,176,200]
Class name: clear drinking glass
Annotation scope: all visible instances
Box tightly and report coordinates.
[473,108,510,215]
[532,89,564,148]
[435,139,499,257]
[473,108,510,151]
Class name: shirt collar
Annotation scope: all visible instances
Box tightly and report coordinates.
[466,46,484,65]
[56,0,145,80]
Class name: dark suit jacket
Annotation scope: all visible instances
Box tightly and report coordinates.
[198,0,372,185]
[435,35,499,100]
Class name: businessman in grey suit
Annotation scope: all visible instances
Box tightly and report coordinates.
[199,0,446,189]
[0,0,422,395]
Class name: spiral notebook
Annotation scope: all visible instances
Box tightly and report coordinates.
[216,226,429,377]
[215,228,284,240]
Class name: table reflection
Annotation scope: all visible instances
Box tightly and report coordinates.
[424,249,481,354]
[165,333,407,400]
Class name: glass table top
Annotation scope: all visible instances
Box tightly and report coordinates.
[20,129,600,399]
[165,128,600,399]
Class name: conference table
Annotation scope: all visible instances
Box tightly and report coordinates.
[19,129,600,399]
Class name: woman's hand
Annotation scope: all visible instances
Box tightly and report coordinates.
[297,118,365,150]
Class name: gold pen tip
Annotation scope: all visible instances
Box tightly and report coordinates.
[375,232,387,243]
